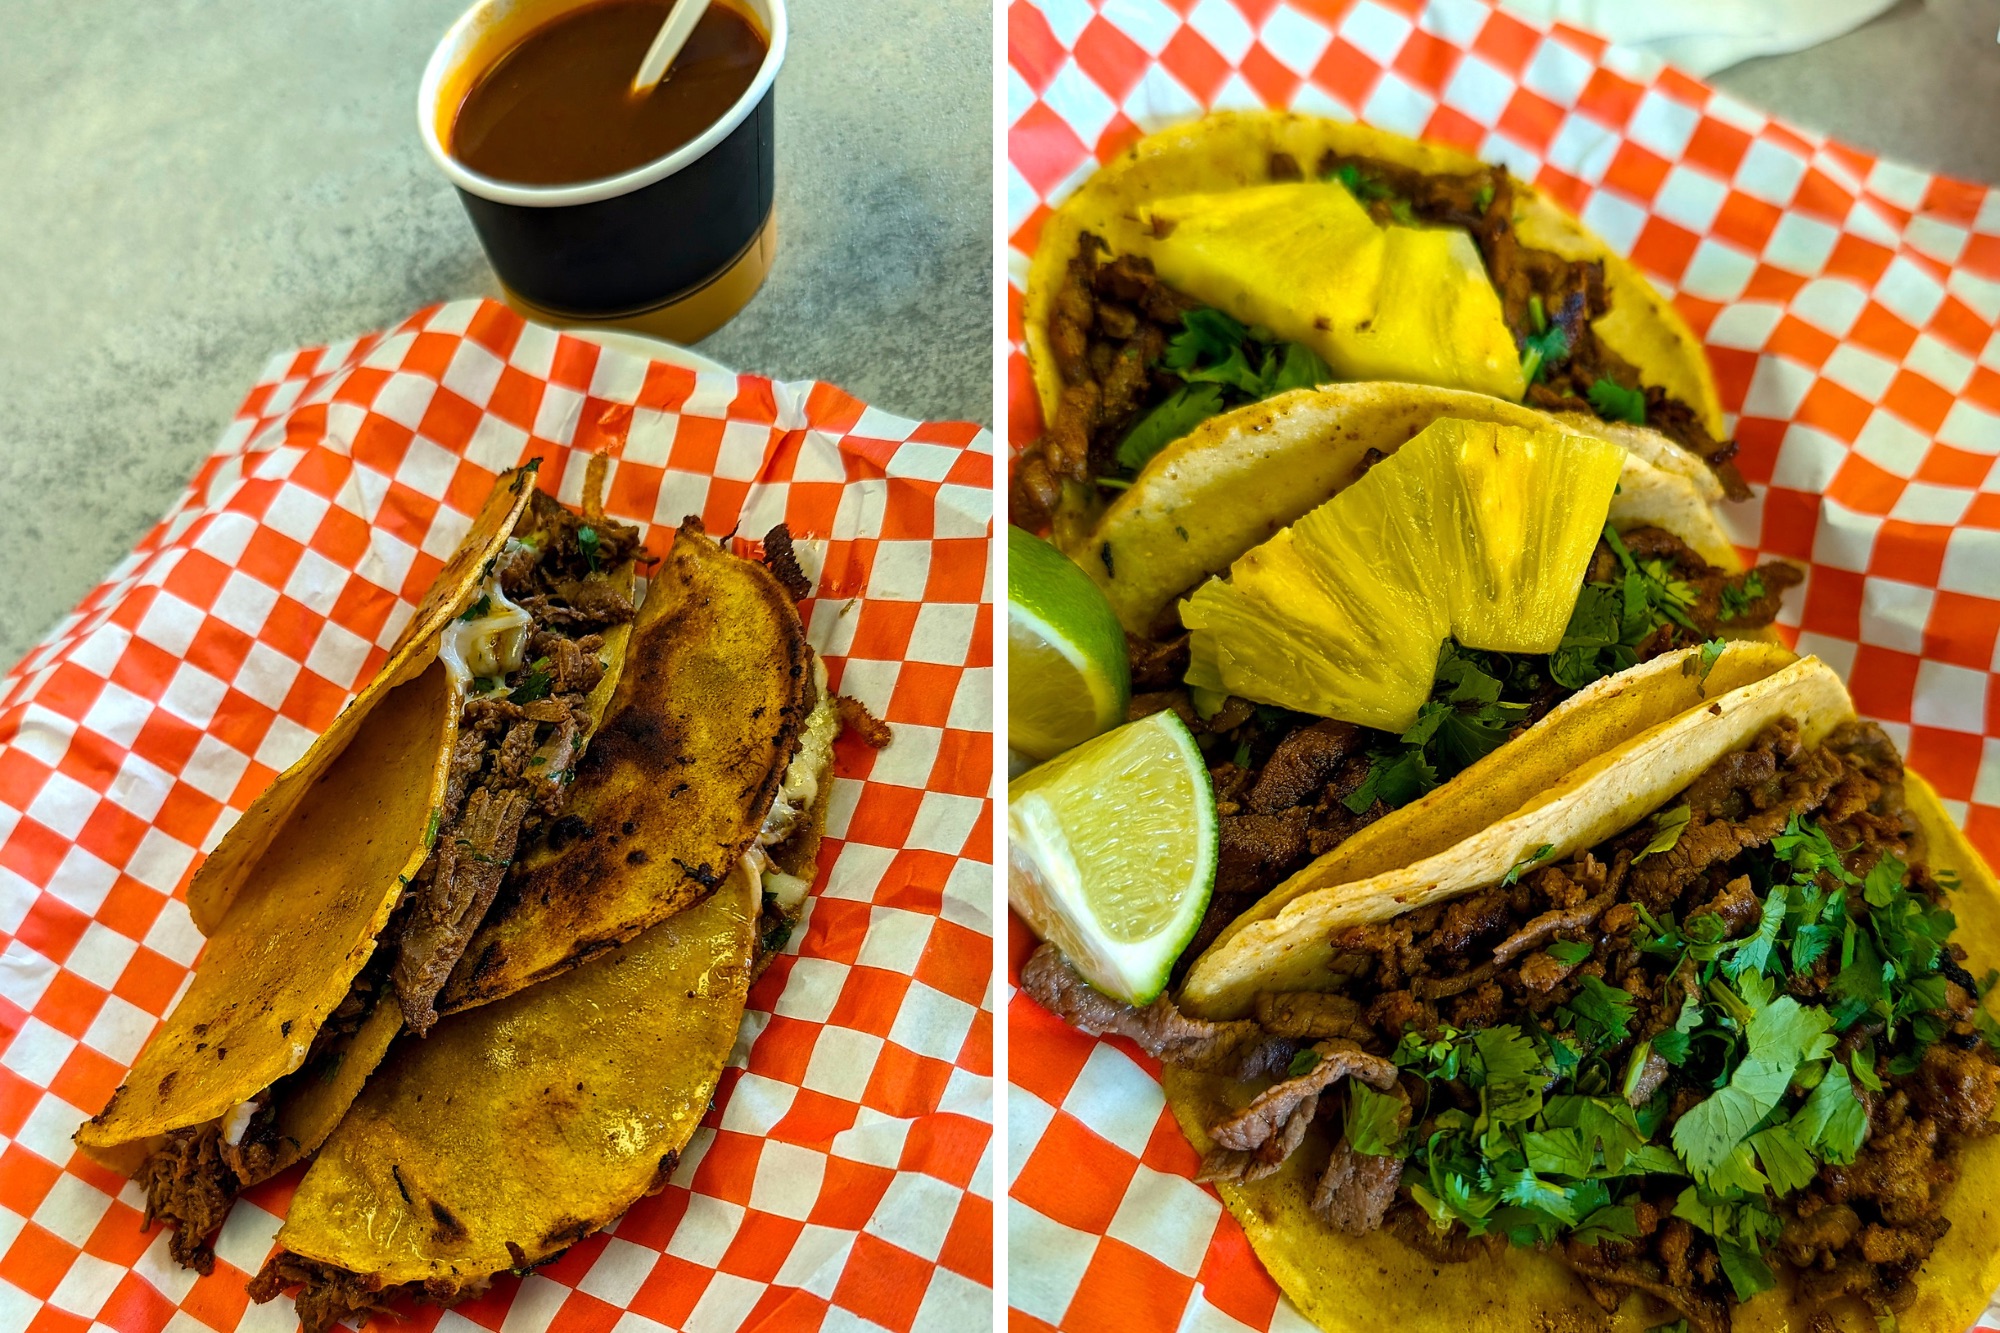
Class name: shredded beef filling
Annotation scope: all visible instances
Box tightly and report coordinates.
[249,1251,484,1333]
[1013,153,1749,527]
[1023,718,2000,1326]
[391,498,640,1034]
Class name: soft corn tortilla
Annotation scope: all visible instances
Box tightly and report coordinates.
[1180,650,1852,1019]
[274,861,757,1289]
[1165,697,2000,1333]
[1076,384,1735,639]
[436,520,814,1015]
[185,464,542,936]
[1025,110,1725,455]
[75,661,456,1176]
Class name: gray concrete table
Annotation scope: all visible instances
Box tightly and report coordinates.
[0,0,991,668]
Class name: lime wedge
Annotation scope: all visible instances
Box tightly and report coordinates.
[1008,711,1216,1005]
[1009,526,1130,762]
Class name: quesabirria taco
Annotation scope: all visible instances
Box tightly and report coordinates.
[244,524,871,1333]
[1014,110,1747,534]
[1023,652,2000,1331]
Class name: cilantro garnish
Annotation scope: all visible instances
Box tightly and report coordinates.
[1345,1084,1406,1156]
[459,593,492,621]
[1562,975,1635,1046]
[509,655,555,704]
[1503,843,1555,887]
[1345,645,1530,814]
[1549,526,1703,691]
[1519,323,1570,386]
[1287,1047,1322,1078]
[1326,161,1395,203]
[1587,377,1647,425]
[1719,570,1768,621]
[577,525,602,572]
[1546,939,1592,967]
[1114,310,1332,473]
[1632,804,1691,864]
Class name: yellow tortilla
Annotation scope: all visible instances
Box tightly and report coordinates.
[436,520,813,1015]
[274,861,757,1289]
[1166,730,2000,1333]
[1181,651,1854,1019]
[1026,110,1725,455]
[1077,385,1734,638]
[186,464,542,936]
[75,661,456,1176]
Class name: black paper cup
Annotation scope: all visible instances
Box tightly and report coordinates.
[420,0,786,342]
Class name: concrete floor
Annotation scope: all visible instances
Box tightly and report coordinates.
[0,0,992,668]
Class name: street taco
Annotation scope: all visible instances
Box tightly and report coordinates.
[1024,655,2000,1331]
[75,466,647,1270]
[1096,402,1800,978]
[1014,110,1747,530]
[249,860,760,1333]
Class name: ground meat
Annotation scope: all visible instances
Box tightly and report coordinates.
[1313,1139,1404,1233]
[1908,1041,2000,1137]
[1014,237,1195,525]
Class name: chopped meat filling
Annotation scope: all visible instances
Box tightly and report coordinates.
[1014,152,1751,527]
[391,496,640,1035]
[1021,717,2000,1325]
[249,1251,484,1333]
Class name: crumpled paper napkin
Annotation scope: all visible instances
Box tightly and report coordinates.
[1499,0,1897,74]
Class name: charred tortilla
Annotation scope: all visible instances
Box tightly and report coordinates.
[436,518,821,1015]
[250,861,759,1333]
[75,467,646,1271]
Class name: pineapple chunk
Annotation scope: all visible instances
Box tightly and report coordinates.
[1138,183,1525,401]
[1179,420,1625,732]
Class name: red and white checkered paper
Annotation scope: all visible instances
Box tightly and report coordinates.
[0,298,994,1333]
[1006,1,2000,1329]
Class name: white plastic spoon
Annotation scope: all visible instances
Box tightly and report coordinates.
[631,0,713,96]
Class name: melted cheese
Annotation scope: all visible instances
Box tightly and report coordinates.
[438,571,532,691]
[221,1098,260,1146]
[759,658,838,848]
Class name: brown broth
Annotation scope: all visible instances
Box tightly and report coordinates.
[451,0,766,187]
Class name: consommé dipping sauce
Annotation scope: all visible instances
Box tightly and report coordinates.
[450,0,767,187]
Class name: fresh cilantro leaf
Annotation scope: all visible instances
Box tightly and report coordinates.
[1849,1040,1882,1092]
[1345,1083,1407,1156]
[1747,1118,1817,1195]
[1793,1061,1867,1164]
[1116,383,1226,471]
[1633,805,1692,864]
[1587,377,1647,425]
[1472,1025,1550,1126]
[1231,739,1252,770]
[1725,882,1787,980]
[577,525,601,572]
[1717,1240,1777,1302]
[1287,1048,1322,1078]
[1652,993,1703,1067]
[459,593,492,621]
[1520,323,1570,385]
[1264,340,1333,395]
[1504,843,1556,887]
[1563,976,1636,1047]
[1719,570,1768,621]
[509,661,554,704]
[1521,1126,1593,1177]
[1327,162,1394,203]
[1546,939,1592,967]
[1685,638,1726,694]
[1570,1203,1640,1245]
[1474,182,1496,213]
[1672,996,1834,1187]
[1344,746,1437,814]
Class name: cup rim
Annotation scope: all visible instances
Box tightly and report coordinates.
[418,0,789,209]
